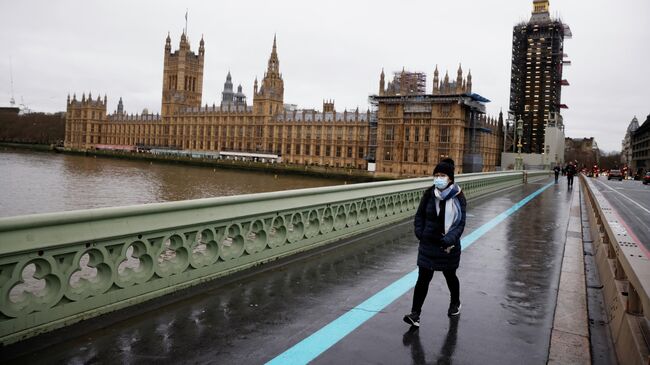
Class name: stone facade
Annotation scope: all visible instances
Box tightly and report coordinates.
[373,68,502,175]
[621,116,639,175]
[564,137,599,168]
[65,31,502,177]
[631,114,650,175]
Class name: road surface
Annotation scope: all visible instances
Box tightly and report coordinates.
[589,176,650,252]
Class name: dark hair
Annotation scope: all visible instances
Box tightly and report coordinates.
[433,158,455,182]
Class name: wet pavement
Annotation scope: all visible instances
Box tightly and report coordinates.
[1,177,577,365]
[589,176,650,253]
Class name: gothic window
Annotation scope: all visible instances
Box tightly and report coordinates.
[384,148,393,161]
[440,104,451,117]
[384,126,395,141]
[386,105,397,117]
[439,127,450,143]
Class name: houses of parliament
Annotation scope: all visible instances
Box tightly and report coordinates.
[64,30,503,176]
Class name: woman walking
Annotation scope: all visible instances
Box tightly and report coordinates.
[404,158,467,327]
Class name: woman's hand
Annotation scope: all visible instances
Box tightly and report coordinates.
[444,245,455,254]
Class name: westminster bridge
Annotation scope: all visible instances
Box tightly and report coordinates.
[0,171,648,364]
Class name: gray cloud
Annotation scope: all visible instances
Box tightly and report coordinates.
[1,0,648,152]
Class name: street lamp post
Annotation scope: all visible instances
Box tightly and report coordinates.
[515,117,524,170]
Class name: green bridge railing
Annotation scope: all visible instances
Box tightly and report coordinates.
[0,170,549,344]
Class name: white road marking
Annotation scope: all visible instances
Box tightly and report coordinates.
[595,179,650,215]
[617,187,650,192]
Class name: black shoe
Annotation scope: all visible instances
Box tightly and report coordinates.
[447,302,461,317]
[403,312,420,327]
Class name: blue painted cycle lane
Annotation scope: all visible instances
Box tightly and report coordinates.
[271,178,573,365]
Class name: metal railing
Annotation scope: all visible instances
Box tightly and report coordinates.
[580,175,650,365]
[0,170,548,344]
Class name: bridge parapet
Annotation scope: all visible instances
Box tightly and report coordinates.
[581,175,650,365]
[0,170,548,344]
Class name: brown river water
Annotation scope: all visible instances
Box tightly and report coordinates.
[0,148,348,218]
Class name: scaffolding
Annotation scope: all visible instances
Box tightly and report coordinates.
[510,15,569,154]
[367,97,379,162]
[388,71,426,96]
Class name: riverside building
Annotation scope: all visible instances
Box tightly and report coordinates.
[65,31,502,177]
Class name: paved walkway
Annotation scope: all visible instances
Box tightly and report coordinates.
[2,178,580,364]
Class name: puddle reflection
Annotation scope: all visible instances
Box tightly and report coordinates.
[402,316,459,365]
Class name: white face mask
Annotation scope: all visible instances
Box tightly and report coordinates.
[434,176,449,190]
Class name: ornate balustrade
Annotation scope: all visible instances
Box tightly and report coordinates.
[0,170,547,344]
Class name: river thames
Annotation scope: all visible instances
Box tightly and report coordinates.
[0,148,348,218]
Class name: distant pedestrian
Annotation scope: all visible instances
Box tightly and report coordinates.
[566,162,577,188]
[553,165,561,183]
[404,158,467,327]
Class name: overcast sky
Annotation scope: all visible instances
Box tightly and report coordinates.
[1,0,648,152]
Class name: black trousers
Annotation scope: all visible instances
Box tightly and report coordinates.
[567,175,574,186]
[411,266,460,314]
